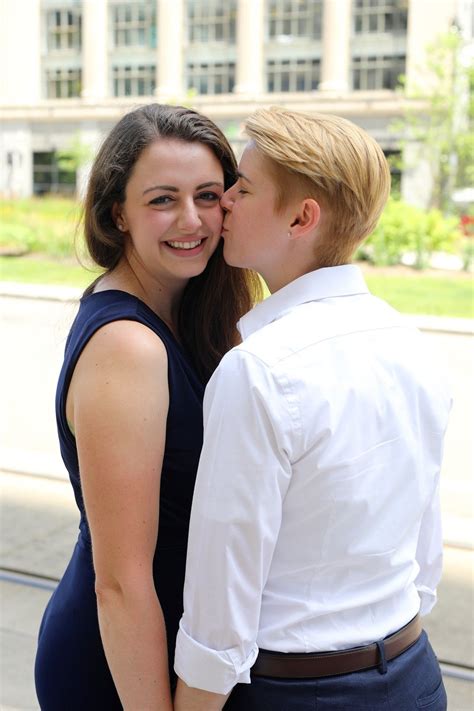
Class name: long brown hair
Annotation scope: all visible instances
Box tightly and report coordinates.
[82,103,262,381]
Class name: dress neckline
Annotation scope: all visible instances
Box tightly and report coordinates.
[81,288,183,350]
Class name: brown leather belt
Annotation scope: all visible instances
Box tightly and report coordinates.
[251,614,422,679]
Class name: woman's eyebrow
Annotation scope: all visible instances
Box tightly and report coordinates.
[196,181,224,190]
[237,171,252,183]
[143,184,178,195]
[143,180,224,196]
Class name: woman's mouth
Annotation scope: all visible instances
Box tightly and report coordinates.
[163,238,207,256]
[166,239,203,250]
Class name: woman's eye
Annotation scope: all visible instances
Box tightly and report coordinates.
[197,191,220,202]
[238,189,248,195]
[149,195,173,206]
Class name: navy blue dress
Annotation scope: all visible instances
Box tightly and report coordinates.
[35,290,205,710]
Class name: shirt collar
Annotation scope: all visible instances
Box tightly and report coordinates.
[238,265,370,339]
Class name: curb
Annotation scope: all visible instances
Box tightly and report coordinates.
[1,281,472,335]
[404,315,473,336]
[0,448,67,481]
[0,281,82,303]
[0,467,471,551]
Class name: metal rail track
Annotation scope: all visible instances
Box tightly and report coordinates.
[1,565,472,683]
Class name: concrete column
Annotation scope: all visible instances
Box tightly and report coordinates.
[0,0,41,105]
[234,0,264,95]
[401,142,433,209]
[406,0,457,92]
[156,0,185,99]
[319,0,351,92]
[82,0,108,101]
[76,123,104,200]
[0,125,33,198]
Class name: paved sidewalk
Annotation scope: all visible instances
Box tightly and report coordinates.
[1,471,473,710]
[1,283,472,708]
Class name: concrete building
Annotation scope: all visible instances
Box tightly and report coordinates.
[0,0,471,202]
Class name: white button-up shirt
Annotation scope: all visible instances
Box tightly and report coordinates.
[175,265,451,695]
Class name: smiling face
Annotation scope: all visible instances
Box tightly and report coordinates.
[220,143,297,292]
[115,138,225,290]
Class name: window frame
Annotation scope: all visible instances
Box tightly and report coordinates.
[110,1,157,49]
[187,61,236,94]
[112,64,156,96]
[266,56,320,92]
[46,7,82,52]
[267,0,323,40]
[45,67,82,98]
[187,0,237,44]
[351,54,406,90]
[353,0,408,36]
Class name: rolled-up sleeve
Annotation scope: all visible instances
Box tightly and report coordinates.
[174,622,258,694]
[414,477,443,615]
[174,347,294,694]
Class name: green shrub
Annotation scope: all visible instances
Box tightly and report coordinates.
[359,198,462,269]
[461,238,474,271]
[0,222,36,254]
[0,198,80,258]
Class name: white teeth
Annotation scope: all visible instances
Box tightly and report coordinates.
[167,239,202,250]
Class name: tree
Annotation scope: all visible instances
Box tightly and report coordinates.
[56,133,95,175]
[393,27,474,213]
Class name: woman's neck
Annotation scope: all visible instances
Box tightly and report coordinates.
[94,258,185,337]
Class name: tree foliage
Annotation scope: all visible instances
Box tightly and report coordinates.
[359,198,462,269]
[393,28,474,212]
[56,134,95,173]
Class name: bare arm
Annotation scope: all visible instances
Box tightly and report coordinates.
[68,320,172,710]
[174,679,229,711]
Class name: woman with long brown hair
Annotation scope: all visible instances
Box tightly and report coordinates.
[34,103,261,710]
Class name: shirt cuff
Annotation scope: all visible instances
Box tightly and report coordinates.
[174,621,258,695]
[417,585,438,616]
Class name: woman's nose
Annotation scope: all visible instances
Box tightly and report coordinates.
[178,201,202,232]
[220,186,235,212]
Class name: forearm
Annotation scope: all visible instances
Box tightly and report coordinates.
[97,586,172,710]
[174,678,229,711]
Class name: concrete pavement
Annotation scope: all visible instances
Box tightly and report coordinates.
[1,283,473,709]
[1,471,473,710]
[1,285,472,546]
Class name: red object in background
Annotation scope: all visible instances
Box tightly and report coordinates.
[460,215,474,236]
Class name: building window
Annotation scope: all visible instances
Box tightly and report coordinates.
[353,0,408,35]
[268,0,323,40]
[33,152,76,196]
[188,0,237,43]
[112,65,156,96]
[352,55,405,90]
[46,68,81,98]
[384,149,401,196]
[267,58,320,92]
[187,62,236,94]
[46,8,82,51]
[111,2,157,48]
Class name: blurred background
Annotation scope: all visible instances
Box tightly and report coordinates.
[1,0,474,292]
[0,0,473,708]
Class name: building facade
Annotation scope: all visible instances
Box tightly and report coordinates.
[0,0,471,203]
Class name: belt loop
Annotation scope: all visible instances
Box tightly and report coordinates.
[376,640,388,675]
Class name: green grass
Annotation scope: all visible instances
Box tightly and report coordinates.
[364,272,473,319]
[0,257,100,288]
[0,197,96,287]
[0,197,80,258]
[1,255,472,318]
[1,197,472,318]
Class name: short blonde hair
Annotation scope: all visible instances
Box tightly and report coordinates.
[245,107,391,266]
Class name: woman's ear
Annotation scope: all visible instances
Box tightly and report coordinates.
[288,199,320,240]
[112,202,127,232]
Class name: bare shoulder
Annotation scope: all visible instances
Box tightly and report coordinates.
[68,319,169,420]
[82,319,168,368]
